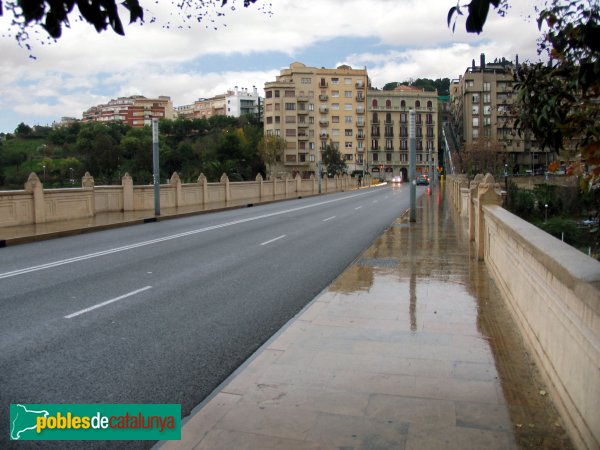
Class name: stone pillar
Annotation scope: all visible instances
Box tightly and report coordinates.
[122,172,134,211]
[220,173,230,202]
[295,173,302,195]
[310,174,316,194]
[283,174,289,197]
[474,174,503,260]
[81,172,96,216]
[256,173,264,200]
[170,172,182,207]
[198,173,207,206]
[468,174,484,241]
[24,172,45,224]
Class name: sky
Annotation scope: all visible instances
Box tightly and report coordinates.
[0,0,544,134]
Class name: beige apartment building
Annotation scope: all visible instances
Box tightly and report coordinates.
[450,54,549,173]
[366,85,438,181]
[263,62,368,178]
[175,87,260,120]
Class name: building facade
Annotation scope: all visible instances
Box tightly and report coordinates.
[450,54,549,173]
[366,85,438,181]
[82,95,175,127]
[263,62,368,177]
[175,87,261,120]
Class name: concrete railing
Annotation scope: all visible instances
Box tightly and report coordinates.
[0,171,361,228]
[446,174,600,450]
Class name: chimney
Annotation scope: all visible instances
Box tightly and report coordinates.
[472,59,476,70]
[515,54,519,66]
[480,53,486,71]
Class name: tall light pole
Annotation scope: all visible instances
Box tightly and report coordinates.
[42,164,46,183]
[70,167,74,185]
[152,118,161,216]
[409,109,416,222]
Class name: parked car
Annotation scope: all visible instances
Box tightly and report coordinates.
[392,175,402,184]
[416,175,429,186]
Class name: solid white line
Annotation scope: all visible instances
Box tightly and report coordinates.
[355,206,363,210]
[64,286,152,318]
[323,216,336,222]
[1,188,385,280]
[260,235,286,246]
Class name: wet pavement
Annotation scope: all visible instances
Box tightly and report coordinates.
[157,184,574,450]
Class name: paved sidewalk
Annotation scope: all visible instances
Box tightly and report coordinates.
[156,186,573,450]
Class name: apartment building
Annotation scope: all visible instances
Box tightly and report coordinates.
[82,95,175,127]
[263,62,368,177]
[450,54,548,172]
[175,87,261,120]
[366,85,438,181]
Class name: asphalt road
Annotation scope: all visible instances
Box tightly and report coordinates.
[0,184,421,449]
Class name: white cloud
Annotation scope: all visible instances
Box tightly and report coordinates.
[0,0,544,132]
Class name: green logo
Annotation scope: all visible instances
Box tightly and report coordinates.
[10,404,181,440]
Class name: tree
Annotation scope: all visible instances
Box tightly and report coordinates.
[321,142,346,177]
[258,135,286,179]
[447,0,509,33]
[2,0,264,47]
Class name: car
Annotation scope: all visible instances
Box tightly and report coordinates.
[415,175,429,186]
[392,175,402,184]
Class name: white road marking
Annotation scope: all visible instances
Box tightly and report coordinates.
[323,216,336,222]
[373,200,379,203]
[64,286,152,318]
[355,206,363,210]
[260,235,286,246]
[1,188,385,280]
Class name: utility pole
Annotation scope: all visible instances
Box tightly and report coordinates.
[152,118,160,216]
[409,109,416,222]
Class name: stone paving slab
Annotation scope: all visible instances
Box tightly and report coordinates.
[155,187,575,450]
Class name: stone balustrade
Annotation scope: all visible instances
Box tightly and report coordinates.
[0,171,361,228]
[446,174,600,450]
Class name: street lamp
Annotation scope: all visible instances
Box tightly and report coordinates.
[69,167,74,185]
[42,164,46,182]
[545,203,548,223]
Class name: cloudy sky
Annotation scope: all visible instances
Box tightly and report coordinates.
[0,0,543,134]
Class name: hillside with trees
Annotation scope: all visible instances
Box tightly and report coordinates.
[0,115,265,189]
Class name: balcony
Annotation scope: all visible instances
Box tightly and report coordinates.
[319,82,328,88]
[355,82,364,89]
[356,133,365,140]
[319,107,328,113]
[356,95,364,102]
[319,119,329,126]
[319,133,329,140]
[384,132,394,138]
[298,134,309,140]
[372,118,379,124]
[319,95,328,101]
[297,122,308,127]
[356,121,365,127]
[297,109,308,115]
[356,108,365,114]
[297,95,308,102]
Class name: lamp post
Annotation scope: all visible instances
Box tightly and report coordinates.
[42,164,46,182]
[545,204,548,223]
[69,167,74,185]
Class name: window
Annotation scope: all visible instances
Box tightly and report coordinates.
[472,105,479,115]
[309,117,315,124]
[357,141,364,150]
[309,142,315,150]
[386,153,392,162]
[472,117,479,127]
[385,113,392,123]
[417,154,422,163]
[286,154,296,162]
[400,140,407,150]
[309,155,315,162]
[308,103,315,111]
[332,77,339,84]
[372,113,379,123]
[415,100,421,108]
[344,154,353,161]
[385,99,391,108]
[467,80,474,87]
[427,127,434,137]
[345,129,353,136]
[285,103,296,111]
[274,90,280,98]
[345,91,352,98]
[332,129,340,137]
[344,77,352,84]
[331,103,339,110]
[301,77,311,84]
[472,128,479,138]
[483,93,491,103]
[400,113,407,123]
[345,116,352,123]
[385,140,393,150]
[427,140,434,150]
[266,117,273,124]
[275,116,280,123]
[299,154,306,162]
[483,116,491,126]
[483,82,491,92]
[472,94,479,103]
[274,103,280,111]
[345,142,353,148]
[332,90,340,97]
[344,103,352,110]
[286,129,296,137]
[401,153,407,162]
[274,129,281,136]
[284,90,295,97]
[372,139,379,150]
[285,115,296,123]
[427,100,432,108]
[331,116,340,124]
[372,99,378,108]
[484,105,491,115]
[266,91,272,98]
[401,100,406,108]
[373,153,379,162]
